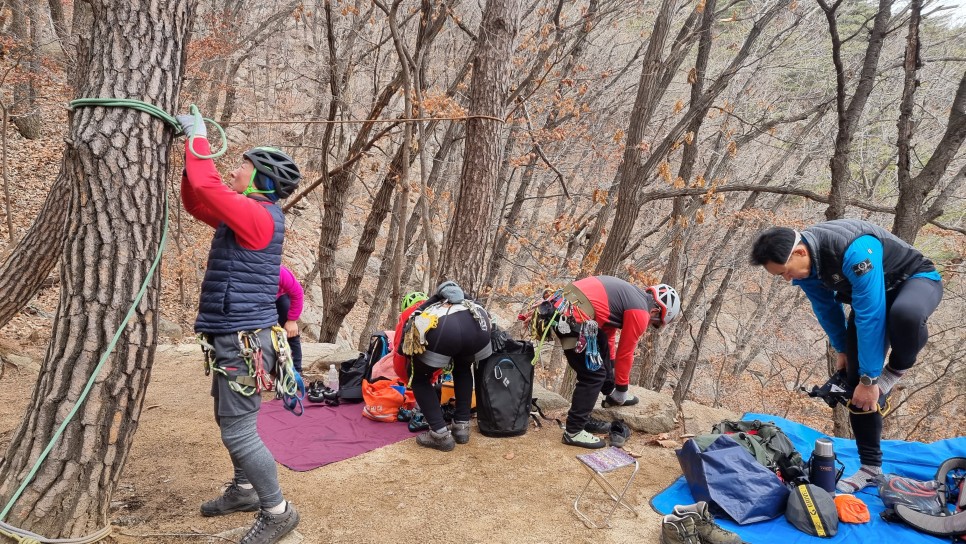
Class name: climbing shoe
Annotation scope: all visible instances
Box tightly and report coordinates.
[609,420,631,448]
[200,481,259,517]
[601,394,640,408]
[661,513,700,544]
[562,430,606,449]
[408,412,430,432]
[449,420,471,444]
[239,502,300,544]
[415,429,456,452]
[397,407,415,422]
[673,502,744,544]
[584,417,611,434]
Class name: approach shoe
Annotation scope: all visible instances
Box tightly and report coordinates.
[239,502,300,544]
[609,420,631,448]
[449,420,471,444]
[415,429,456,452]
[584,417,611,434]
[199,481,259,517]
[673,501,744,544]
[601,393,640,408]
[562,430,606,449]
[661,512,700,544]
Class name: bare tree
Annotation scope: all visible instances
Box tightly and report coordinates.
[819,0,894,221]
[0,0,193,535]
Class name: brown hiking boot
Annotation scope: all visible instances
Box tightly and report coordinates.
[239,502,300,544]
[673,502,744,544]
[415,429,456,451]
[661,513,700,544]
[200,481,259,517]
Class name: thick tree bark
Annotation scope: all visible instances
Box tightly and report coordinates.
[0,0,192,536]
[0,170,69,326]
[436,0,520,294]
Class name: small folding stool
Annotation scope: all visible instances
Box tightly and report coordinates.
[573,446,640,528]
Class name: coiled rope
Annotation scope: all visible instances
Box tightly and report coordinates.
[0,97,183,543]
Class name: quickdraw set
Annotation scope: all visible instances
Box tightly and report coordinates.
[519,288,600,369]
[198,325,305,416]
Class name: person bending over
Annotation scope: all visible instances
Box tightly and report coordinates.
[750,219,942,493]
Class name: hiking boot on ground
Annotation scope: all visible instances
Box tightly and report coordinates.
[661,513,700,544]
[562,430,606,449]
[239,502,300,544]
[673,502,744,544]
[449,420,471,444]
[601,394,640,408]
[584,417,611,434]
[200,481,259,517]
[609,420,631,448]
[415,428,456,452]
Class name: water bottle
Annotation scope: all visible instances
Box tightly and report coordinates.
[326,364,339,392]
[809,438,837,493]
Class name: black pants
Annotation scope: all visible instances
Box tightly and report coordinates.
[410,309,490,431]
[411,357,473,431]
[559,329,614,435]
[275,294,302,373]
[845,277,943,466]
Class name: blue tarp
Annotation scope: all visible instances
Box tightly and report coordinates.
[651,412,966,543]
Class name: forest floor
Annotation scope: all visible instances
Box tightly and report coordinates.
[0,342,689,544]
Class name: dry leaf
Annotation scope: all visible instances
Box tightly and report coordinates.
[657,439,681,449]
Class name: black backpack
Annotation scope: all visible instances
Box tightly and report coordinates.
[338,332,392,403]
[337,354,368,403]
[475,337,535,438]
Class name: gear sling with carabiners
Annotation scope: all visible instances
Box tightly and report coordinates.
[198,325,305,415]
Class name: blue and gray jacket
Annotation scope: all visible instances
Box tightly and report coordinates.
[793,219,939,378]
[194,204,285,334]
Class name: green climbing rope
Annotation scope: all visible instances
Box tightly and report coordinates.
[67,99,227,159]
[0,97,215,541]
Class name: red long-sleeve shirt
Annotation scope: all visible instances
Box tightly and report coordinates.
[180,139,275,250]
[571,275,653,387]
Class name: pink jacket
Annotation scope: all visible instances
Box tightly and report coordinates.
[276,265,304,321]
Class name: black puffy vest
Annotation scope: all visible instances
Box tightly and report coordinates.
[800,219,934,303]
[194,203,285,334]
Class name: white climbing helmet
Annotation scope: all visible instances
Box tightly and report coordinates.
[647,283,681,326]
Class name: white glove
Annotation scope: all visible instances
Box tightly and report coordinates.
[176,114,207,138]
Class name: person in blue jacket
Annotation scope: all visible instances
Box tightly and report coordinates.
[750,219,942,493]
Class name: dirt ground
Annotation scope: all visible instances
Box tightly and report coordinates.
[0,343,685,544]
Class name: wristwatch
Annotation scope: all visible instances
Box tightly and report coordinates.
[859,375,879,386]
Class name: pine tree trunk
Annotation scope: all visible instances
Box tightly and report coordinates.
[437,0,520,293]
[0,0,193,536]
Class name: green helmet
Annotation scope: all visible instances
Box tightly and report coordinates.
[400,291,427,312]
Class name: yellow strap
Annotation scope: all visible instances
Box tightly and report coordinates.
[798,485,827,537]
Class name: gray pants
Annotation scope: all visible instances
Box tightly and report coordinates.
[208,329,284,509]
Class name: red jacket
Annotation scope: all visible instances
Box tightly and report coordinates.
[180,139,274,249]
[392,304,421,380]
[571,275,653,387]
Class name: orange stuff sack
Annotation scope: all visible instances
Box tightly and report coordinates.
[361,378,415,422]
[834,494,871,524]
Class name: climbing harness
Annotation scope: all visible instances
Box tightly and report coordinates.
[520,288,593,365]
[198,326,304,416]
